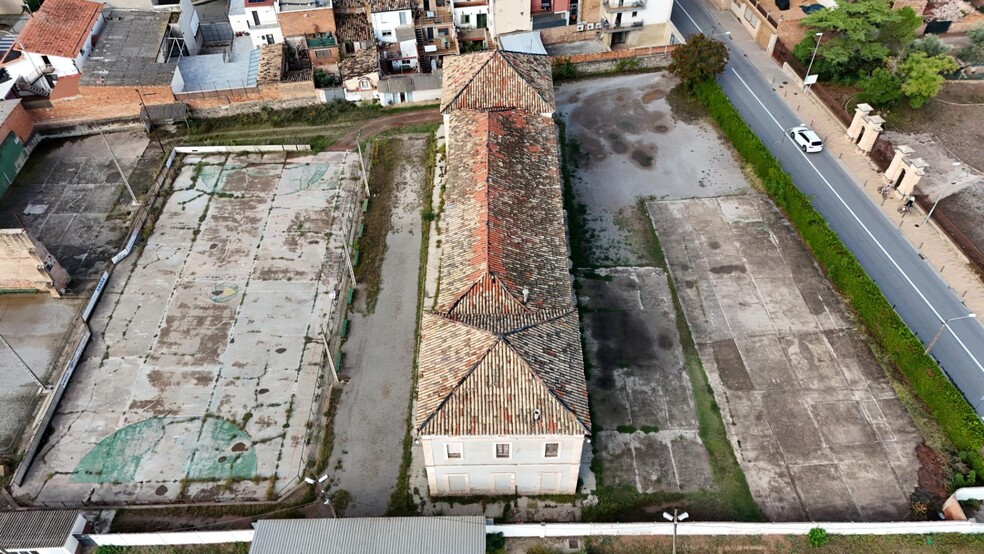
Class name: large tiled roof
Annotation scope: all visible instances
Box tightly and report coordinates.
[340,46,378,79]
[416,311,589,436]
[17,0,102,59]
[440,51,555,114]
[436,109,571,314]
[80,11,175,86]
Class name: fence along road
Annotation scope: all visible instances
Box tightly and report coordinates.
[669,0,984,414]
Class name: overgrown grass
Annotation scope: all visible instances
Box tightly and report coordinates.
[578,532,984,553]
[386,131,438,516]
[96,546,249,554]
[692,80,984,478]
[315,387,344,471]
[356,138,401,314]
[187,101,433,136]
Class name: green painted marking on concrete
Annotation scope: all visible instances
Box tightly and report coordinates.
[70,416,257,484]
[209,282,240,303]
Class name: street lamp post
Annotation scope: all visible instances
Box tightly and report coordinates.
[355,129,370,197]
[926,313,977,355]
[663,509,689,554]
[922,162,963,225]
[802,32,823,91]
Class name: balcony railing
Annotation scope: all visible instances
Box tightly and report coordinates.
[599,18,644,31]
[306,33,337,48]
[247,21,279,31]
[603,0,645,12]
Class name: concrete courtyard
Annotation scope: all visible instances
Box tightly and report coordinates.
[649,196,923,521]
[13,151,361,505]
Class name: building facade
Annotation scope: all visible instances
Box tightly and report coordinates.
[416,51,590,496]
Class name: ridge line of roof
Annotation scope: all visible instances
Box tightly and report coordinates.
[497,50,552,109]
[442,52,497,114]
[416,333,500,434]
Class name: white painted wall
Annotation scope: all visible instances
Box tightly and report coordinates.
[380,85,440,106]
[490,0,531,37]
[230,4,284,47]
[454,5,490,28]
[421,435,584,495]
[372,10,413,42]
[604,0,671,27]
[179,0,203,55]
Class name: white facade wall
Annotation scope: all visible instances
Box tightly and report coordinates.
[380,85,440,105]
[230,5,284,47]
[372,10,413,42]
[604,0,672,27]
[421,435,584,496]
[454,5,490,28]
[490,0,531,37]
[179,0,203,55]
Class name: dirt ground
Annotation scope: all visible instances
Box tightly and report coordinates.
[650,196,923,521]
[13,151,361,506]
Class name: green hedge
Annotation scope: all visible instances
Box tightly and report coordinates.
[692,81,984,475]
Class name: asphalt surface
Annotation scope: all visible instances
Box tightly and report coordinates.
[671,0,984,414]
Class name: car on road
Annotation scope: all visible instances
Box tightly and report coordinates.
[789,126,824,153]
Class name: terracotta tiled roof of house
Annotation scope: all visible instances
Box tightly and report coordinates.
[17,0,103,59]
[440,51,555,114]
[415,311,590,436]
[340,46,378,79]
[436,109,571,315]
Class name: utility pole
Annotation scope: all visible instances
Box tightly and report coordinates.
[663,509,688,554]
[926,313,976,355]
[100,131,139,205]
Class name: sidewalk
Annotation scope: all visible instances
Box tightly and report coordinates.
[706,5,984,321]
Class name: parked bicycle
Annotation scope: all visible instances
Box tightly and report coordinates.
[877,184,894,198]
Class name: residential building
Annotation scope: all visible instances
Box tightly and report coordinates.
[278,0,339,74]
[373,0,420,74]
[340,45,379,101]
[598,0,674,48]
[531,0,569,30]
[0,98,32,195]
[416,50,590,496]
[378,69,441,104]
[0,510,86,554]
[230,0,284,47]
[0,0,105,100]
[249,517,486,554]
[488,0,532,37]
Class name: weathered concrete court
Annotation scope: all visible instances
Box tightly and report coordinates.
[578,267,714,494]
[14,151,361,504]
[649,196,922,521]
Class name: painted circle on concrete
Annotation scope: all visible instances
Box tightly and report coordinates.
[209,282,240,303]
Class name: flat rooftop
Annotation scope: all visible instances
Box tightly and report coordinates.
[81,10,176,87]
[13,151,362,505]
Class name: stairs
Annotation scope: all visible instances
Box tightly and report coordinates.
[16,81,50,98]
[415,27,425,46]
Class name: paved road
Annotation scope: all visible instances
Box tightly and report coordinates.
[671,0,984,414]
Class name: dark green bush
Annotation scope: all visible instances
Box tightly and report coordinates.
[692,81,984,477]
[807,527,830,547]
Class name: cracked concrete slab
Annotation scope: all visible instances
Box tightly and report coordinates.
[648,195,923,521]
[578,267,714,494]
[12,151,362,505]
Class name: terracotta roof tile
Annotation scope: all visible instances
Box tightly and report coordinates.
[416,311,589,436]
[437,109,572,314]
[17,0,103,59]
[440,51,555,114]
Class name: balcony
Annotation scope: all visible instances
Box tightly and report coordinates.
[532,12,567,30]
[306,33,337,48]
[247,21,280,31]
[599,18,644,32]
[419,36,458,56]
[603,0,645,12]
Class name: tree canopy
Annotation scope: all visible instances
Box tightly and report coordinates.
[899,52,958,108]
[669,34,729,87]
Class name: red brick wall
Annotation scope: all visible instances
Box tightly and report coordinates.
[28,85,176,125]
[278,9,336,37]
[539,24,598,45]
[1,101,34,143]
[552,44,678,63]
[50,73,81,101]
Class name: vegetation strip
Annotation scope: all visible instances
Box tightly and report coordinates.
[692,80,984,476]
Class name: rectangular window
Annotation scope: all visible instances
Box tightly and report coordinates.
[399,12,408,24]
[631,11,637,16]
[446,443,463,459]
[382,30,393,37]
[545,442,559,458]
[462,14,470,24]
[495,443,510,459]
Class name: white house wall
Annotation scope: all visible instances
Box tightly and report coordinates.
[454,5,489,28]
[421,435,584,495]
[490,0,531,37]
[372,10,413,41]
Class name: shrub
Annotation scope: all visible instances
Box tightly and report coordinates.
[486,532,506,554]
[552,58,578,81]
[857,67,902,107]
[691,81,984,478]
[614,57,642,72]
[807,527,830,547]
[616,424,637,434]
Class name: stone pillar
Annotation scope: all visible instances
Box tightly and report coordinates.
[898,158,927,197]
[847,103,884,154]
[884,145,926,198]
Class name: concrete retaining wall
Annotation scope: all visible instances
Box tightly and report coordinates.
[552,45,677,75]
[174,145,312,153]
[85,530,253,546]
[489,521,984,537]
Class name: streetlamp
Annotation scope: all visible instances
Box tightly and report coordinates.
[922,162,963,225]
[712,31,732,39]
[926,313,976,355]
[663,509,688,554]
[802,32,823,91]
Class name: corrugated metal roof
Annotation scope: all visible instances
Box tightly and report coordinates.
[249,516,486,554]
[0,510,82,549]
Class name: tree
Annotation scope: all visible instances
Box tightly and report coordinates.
[899,52,958,108]
[669,34,729,87]
[857,67,902,107]
[793,0,921,80]
[957,25,984,67]
[910,35,951,58]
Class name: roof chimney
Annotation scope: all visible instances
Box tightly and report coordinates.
[533,408,541,422]
[522,288,529,304]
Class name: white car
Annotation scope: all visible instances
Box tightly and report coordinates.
[789,126,824,153]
